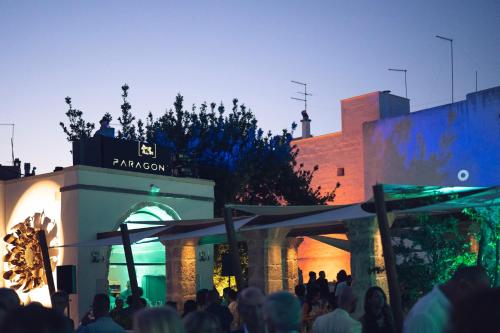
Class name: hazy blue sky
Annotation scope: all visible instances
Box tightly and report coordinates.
[1,0,499,173]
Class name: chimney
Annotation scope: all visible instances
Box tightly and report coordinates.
[301,110,311,138]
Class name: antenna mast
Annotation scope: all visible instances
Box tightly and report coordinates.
[0,123,15,164]
[290,80,312,112]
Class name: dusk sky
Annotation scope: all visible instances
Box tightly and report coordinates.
[1,0,499,173]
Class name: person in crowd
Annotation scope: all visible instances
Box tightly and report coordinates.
[294,284,306,306]
[346,275,352,287]
[76,293,125,333]
[361,286,395,333]
[197,289,209,311]
[120,281,132,300]
[167,301,178,311]
[306,271,317,296]
[182,300,197,318]
[206,289,233,332]
[403,265,490,333]
[235,287,266,333]
[110,297,124,322]
[0,287,21,328]
[135,306,186,333]
[312,286,361,333]
[184,310,222,333]
[302,287,328,333]
[451,287,500,333]
[264,291,302,333]
[225,288,242,332]
[333,270,348,299]
[317,271,329,300]
[1,303,73,333]
[52,290,75,329]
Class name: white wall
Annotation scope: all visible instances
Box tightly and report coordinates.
[2,165,214,322]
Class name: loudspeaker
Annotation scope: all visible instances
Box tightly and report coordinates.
[221,254,236,276]
[57,265,77,294]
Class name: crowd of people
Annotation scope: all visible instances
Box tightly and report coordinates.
[0,265,499,333]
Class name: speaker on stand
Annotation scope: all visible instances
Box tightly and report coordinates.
[56,265,76,319]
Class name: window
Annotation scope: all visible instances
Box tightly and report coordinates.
[337,167,345,176]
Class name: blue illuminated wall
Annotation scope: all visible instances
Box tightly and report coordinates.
[363,86,500,197]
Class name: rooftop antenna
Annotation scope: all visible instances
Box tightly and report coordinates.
[0,123,15,164]
[290,80,312,113]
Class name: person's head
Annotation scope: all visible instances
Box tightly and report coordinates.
[308,271,316,281]
[0,288,21,328]
[207,289,220,305]
[92,293,110,318]
[183,300,197,317]
[338,286,357,313]
[364,286,387,317]
[452,288,500,333]
[227,289,238,302]
[444,265,490,304]
[51,291,69,314]
[183,310,221,333]
[264,291,301,333]
[134,306,185,333]
[1,303,72,333]
[238,287,266,332]
[319,271,326,279]
[337,270,347,282]
[294,284,305,298]
[115,297,124,309]
[196,289,208,309]
[166,301,177,311]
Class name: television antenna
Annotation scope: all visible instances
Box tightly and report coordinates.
[0,123,15,164]
[290,80,312,113]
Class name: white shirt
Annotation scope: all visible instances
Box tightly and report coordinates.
[403,285,451,333]
[312,308,361,333]
[77,316,125,333]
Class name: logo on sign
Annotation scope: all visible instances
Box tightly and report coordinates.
[138,143,156,158]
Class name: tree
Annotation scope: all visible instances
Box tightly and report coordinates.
[60,86,338,215]
[393,213,477,311]
[147,95,337,214]
[117,84,137,140]
[59,97,95,142]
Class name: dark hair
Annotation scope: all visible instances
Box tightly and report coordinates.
[294,284,306,297]
[452,288,500,333]
[1,304,72,333]
[308,271,316,279]
[183,311,221,333]
[363,286,387,315]
[227,289,238,301]
[183,300,197,318]
[92,293,110,316]
[337,270,347,282]
[196,289,208,307]
[451,265,489,285]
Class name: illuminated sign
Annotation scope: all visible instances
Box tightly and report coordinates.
[73,137,173,176]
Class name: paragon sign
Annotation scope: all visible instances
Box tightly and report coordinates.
[73,136,173,176]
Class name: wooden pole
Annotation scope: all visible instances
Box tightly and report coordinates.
[120,223,141,307]
[372,184,404,333]
[37,230,56,305]
[223,206,245,291]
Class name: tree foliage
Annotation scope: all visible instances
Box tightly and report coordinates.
[393,213,477,311]
[59,97,95,141]
[117,84,137,140]
[60,85,338,215]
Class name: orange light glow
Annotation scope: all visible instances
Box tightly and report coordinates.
[297,234,350,283]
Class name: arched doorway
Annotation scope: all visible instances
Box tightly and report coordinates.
[107,204,179,305]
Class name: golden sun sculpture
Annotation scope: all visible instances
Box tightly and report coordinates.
[3,212,58,292]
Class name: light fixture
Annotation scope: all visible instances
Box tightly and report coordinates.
[149,184,160,194]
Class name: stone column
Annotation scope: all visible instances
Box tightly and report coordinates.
[244,228,290,294]
[282,237,303,292]
[164,238,198,306]
[345,217,387,318]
